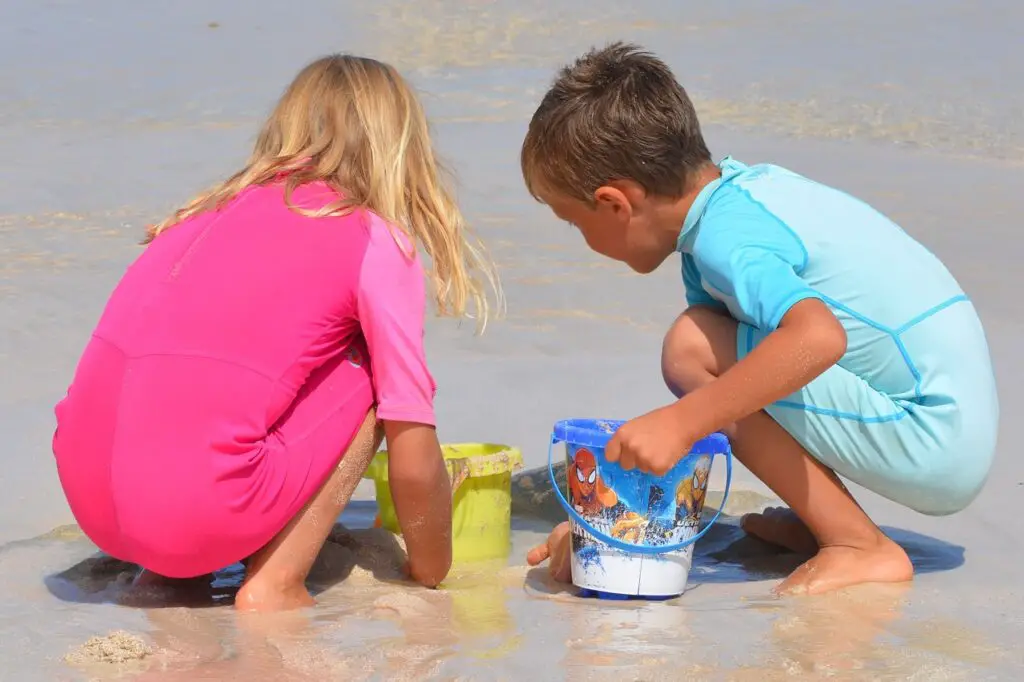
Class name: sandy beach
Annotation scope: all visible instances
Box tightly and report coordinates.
[1,0,1021,679]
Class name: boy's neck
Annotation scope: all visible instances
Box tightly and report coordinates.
[668,162,721,234]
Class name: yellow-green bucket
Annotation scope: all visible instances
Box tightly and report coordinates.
[364,443,523,563]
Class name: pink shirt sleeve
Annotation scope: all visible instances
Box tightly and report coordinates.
[357,215,437,426]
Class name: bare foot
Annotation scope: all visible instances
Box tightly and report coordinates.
[235,578,315,612]
[775,535,913,596]
[526,522,572,584]
[741,506,818,555]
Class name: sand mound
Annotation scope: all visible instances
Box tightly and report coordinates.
[373,590,436,616]
[64,630,152,665]
[308,525,408,586]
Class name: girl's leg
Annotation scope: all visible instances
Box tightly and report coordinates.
[235,408,383,611]
[662,307,913,595]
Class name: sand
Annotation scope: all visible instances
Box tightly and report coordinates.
[65,631,153,668]
[3,487,1016,679]
[2,0,1023,680]
[314,525,409,584]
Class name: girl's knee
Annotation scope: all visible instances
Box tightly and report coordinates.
[661,307,737,396]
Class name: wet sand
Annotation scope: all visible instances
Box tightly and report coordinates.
[1,0,1021,679]
[4,492,1007,680]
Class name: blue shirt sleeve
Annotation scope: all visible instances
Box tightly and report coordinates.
[691,190,822,330]
[681,254,726,310]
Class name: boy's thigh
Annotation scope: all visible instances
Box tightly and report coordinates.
[737,323,970,514]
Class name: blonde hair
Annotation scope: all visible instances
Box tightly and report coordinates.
[147,54,501,330]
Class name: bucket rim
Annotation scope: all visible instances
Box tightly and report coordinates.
[552,418,729,454]
[365,442,524,481]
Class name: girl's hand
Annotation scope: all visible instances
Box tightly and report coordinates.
[526,521,572,583]
[384,420,453,588]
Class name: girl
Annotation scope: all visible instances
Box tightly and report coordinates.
[52,54,499,611]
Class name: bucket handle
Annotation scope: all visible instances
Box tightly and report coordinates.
[546,433,733,555]
[448,458,471,495]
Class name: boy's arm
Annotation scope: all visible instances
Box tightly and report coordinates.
[674,297,846,437]
[607,299,845,473]
[383,420,452,587]
[609,203,843,472]
[678,206,844,430]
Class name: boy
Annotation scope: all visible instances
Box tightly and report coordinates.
[522,43,998,595]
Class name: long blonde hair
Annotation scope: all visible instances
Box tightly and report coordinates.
[146,54,501,330]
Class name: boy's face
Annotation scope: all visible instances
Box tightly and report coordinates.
[538,183,676,274]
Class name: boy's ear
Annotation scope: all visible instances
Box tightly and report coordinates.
[594,180,647,217]
[593,184,633,219]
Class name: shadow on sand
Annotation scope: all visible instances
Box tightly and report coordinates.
[43,501,407,610]
[43,471,965,610]
[30,488,976,680]
[510,461,966,590]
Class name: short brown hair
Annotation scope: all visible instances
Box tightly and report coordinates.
[521,42,711,204]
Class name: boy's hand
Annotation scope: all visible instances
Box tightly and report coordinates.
[526,521,572,583]
[605,404,694,476]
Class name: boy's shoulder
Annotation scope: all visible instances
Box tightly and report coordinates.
[695,158,869,241]
[686,160,799,240]
[684,159,824,265]
[704,160,815,211]
[688,157,908,272]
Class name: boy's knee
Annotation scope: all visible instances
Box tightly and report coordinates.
[661,307,732,397]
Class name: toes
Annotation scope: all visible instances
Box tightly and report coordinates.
[762,506,791,522]
[740,507,818,554]
[741,507,786,530]
[740,511,771,537]
[527,543,549,566]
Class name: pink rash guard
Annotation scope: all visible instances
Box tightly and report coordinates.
[52,182,436,578]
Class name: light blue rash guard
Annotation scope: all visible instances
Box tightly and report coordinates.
[677,157,998,514]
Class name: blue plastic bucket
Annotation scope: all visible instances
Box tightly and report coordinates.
[548,418,732,599]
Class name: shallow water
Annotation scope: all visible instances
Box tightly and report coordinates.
[4,492,1012,681]
[2,0,1023,679]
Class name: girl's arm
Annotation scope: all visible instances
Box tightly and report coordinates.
[356,215,450,587]
[383,420,452,587]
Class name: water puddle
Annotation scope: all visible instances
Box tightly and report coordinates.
[0,488,1011,680]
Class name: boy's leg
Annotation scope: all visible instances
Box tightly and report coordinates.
[662,307,913,595]
[235,408,384,611]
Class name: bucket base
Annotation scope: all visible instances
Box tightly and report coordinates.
[576,588,680,602]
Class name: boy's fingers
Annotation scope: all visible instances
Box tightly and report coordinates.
[619,445,636,470]
[605,435,622,462]
[527,542,550,566]
[645,455,668,476]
